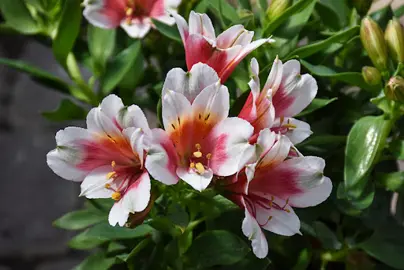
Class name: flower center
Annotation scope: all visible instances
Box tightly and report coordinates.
[188,143,212,175]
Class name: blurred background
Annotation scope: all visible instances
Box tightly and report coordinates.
[0,0,403,269]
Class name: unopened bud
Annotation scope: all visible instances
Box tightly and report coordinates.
[385,76,404,102]
[361,17,388,71]
[385,18,404,63]
[362,66,381,86]
[351,0,372,16]
[267,0,291,21]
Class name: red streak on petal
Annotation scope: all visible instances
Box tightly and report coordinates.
[102,0,127,26]
[272,86,295,118]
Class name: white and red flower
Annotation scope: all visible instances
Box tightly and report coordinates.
[145,63,255,191]
[172,11,275,82]
[47,95,157,226]
[239,57,317,144]
[83,0,181,38]
[221,129,332,258]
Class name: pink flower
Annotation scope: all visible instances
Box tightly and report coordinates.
[221,129,332,258]
[239,57,317,144]
[145,63,255,191]
[83,0,181,38]
[173,11,275,82]
[47,95,160,226]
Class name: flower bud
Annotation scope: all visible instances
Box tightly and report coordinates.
[362,66,381,86]
[351,0,372,16]
[267,0,291,21]
[385,76,404,102]
[385,18,404,63]
[361,17,388,71]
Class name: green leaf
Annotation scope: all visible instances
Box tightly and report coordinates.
[88,26,116,75]
[238,0,252,10]
[394,5,404,18]
[53,209,106,230]
[370,4,394,29]
[297,135,346,148]
[208,0,239,23]
[102,41,141,94]
[371,95,391,114]
[337,182,375,214]
[263,0,316,36]
[152,19,181,42]
[292,249,312,270]
[120,238,152,262]
[318,0,349,27]
[185,230,249,268]
[73,252,116,270]
[375,172,404,192]
[297,98,337,116]
[219,252,271,270]
[315,2,341,30]
[360,221,404,269]
[344,115,392,198]
[0,58,70,94]
[389,140,404,160]
[42,99,87,122]
[312,221,342,250]
[301,60,378,92]
[52,0,82,67]
[0,0,40,34]
[148,217,182,237]
[287,26,359,59]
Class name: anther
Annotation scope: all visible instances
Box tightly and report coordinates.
[126,7,133,16]
[111,161,116,168]
[105,183,111,189]
[268,216,273,222]
[195,162,205,174]
[193,151,202,158]
[189,162,195,169]
[111,192,121,201]
[107,171,116,179]
[206,153,212,159]
[195,143,201,150]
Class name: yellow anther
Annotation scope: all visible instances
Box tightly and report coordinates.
[283,123,297,129]
[269,200,273,208]
[125,7,133,16]
[193,151,202,158]
[195,162,205,174]
[280,116,285,124]
[284,208,291,213]
[111,161,116,168]
[107,171,116,179]
[268,216,273,222]
[206,153,212,160]
[190,162,195,169]
[125,17,132,25]
[105,183,111,189]
[112,192,121,201]
[195,143,201,150]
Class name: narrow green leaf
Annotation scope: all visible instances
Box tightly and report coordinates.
[292,249,312,270]
[312,221,342,250]
[209,0,239,23]
[0,58,70,94]
[121,238,152,262]
[152,19,181,42]
[375,172,404,192]
[220,252,271,270]
[287,26,359,59]
[263,0,315,35]
[102,41,141,94]
[73,252,116,270]
[0,0,40,34]
[318,0,349,27]
[344,115,392,198]
[52,0,82,67]
[394,5,404,18]
[53,209,106,230]
[371,95,391,114]
[297,98,337,116]
[88,26,116,75]
[301,60,377,92]
[389,140,404,160]
[185,230,249,268]
[238,0,252,10]
[337,182,375,214]
[42,99,87,122]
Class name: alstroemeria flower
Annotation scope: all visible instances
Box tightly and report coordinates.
[47,95,155,226]
[83,0,180,38]
[222,129,332,258]
[239,57,317,144]
[145,63,254,191]
[172,11,275,82]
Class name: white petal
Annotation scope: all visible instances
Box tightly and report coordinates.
[121,21,152,38]
[80,166,113,199]
[172,12,189,43]
[123,127,145,166]
[122,172,151,213]
[155,14,175,25]
[234,38,274,64]
[209,117,254,176]
[83,4,114,29]
[177,167,213,191]
[162,90,192,134]
[119,104,151,133]
[86,107,121,136]
[165,0,181,9]
[216,25,245,49]
[162,63,219,103]
[55,126,91,146]
[258,133,291,167]
[271,118,312,145]
[256,128,277,156]
[263,56,283,95]
[100,94,124,122]
[46,149,86,182]
[109,201,130,226]
[188,11,215,41]
[145,128,179,185]
[242,209,268,259]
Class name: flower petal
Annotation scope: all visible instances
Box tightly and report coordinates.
[86,107,121,136]
[216,25,245,49]
[242,208,268,259]
[258,132,291,168]
[271,118,312,144]
[185,34,215,71]
[119,105,151,133]
[123,127,145,166]
[83,3,119,29]
[177,167,213,191]
[46,149,86,182]
[162,90,192,134]
[100,94,124,122]
[121,20,152,38]
[172,12,189,43]
[122,172,151,213]
[263,56,283,95]
[109,200,130,226]
[145,128,179,185]
[79,166,114,199]
[162,63,219,103]
[188,11,215,41]
[209,117,254,176]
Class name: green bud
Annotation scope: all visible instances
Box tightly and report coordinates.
[385,76,404,102]
[350,0,372,16]
[362,66,381,86]
[267,0,291,21]
[360,17,388,71]
[385,18,404,63]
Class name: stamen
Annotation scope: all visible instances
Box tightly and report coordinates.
[283,123,297,129]
[105,183,111,189]
[111,161,116,168]
[195,162,205,174]
[195,143,201,150]
[189,162,195,169]
[206,153,212,159]
[193,151,202,158]
[126,7,133,16]
[111,192,121,201]
[280,116,285,125]
[107,171,116,179]
[268,216,273,222]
